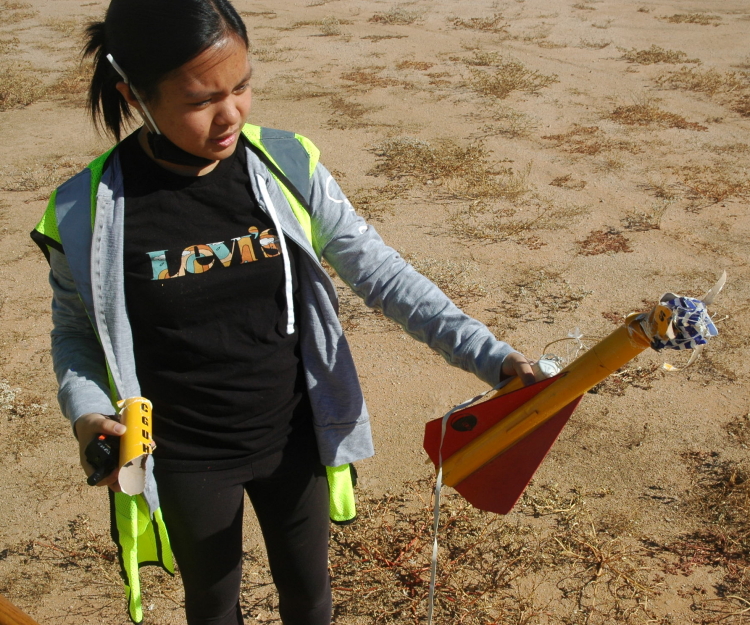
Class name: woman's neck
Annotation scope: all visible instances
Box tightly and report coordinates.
[136,127,222,177]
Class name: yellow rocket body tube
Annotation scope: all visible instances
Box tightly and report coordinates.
[441,312,659,488]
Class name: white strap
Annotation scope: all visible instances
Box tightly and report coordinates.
[256,174,295,335]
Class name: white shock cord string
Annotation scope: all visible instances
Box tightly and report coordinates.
[256,175,295,335]
[426,380,509,624]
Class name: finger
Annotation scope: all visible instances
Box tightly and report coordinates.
[515,360,537,386]
[98,418,127,437]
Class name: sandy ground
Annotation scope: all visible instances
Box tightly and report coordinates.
[1,0,749,623]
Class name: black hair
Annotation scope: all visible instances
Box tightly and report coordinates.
[83,0,248,141]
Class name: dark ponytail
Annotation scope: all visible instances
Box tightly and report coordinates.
[83,0,249,141]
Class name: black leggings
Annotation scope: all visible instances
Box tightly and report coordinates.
[153,446,332,625]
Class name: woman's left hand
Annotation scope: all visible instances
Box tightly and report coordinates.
[501,352,537,386]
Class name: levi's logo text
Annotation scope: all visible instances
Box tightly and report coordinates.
[147,227,281,280]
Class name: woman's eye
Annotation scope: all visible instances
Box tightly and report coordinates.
[193,99,212,107]
[235,83,250,93]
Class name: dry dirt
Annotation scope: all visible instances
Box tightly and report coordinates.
[1,0,749,623]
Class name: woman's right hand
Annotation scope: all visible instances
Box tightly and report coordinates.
[74,413,127,492]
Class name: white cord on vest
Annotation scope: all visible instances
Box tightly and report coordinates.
[256,174,295,335]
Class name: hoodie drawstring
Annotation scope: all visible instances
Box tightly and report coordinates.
[256,174,295,336]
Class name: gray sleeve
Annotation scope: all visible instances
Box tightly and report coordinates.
[308,163,516,386]
[49,248,115,430]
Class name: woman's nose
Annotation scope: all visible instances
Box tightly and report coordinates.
[215,99,241,126]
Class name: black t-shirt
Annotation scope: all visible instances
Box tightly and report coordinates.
[119,130,313,470]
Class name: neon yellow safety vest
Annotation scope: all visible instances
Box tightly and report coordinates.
[32,124,357,624]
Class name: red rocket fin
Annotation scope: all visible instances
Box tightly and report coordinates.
[423,375,582,514]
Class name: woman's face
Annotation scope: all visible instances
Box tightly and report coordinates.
[142,36,252,163]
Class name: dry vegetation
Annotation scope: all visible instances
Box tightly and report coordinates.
[550,174,587,190]
[621,202,669,231]
[726,413,750,448]
[404,256,488,305]
[348,184,406,222]
[449,199,589,248]
[329,481,671,625]
[239,9,277,18]
[732,94,750,117]
[466,56,558,99]
[619,45,700,65]
[487,269,592,325]
[370,137,529,202]
[251,43,295,63]
[577,228,633,256]
[656,67,749,97]
[609,102,708,130]
[589,363,662,395]
[326,95,381,129]
[396,60,434,71]
[0,64,45,111]
[0,36,20,54]
[369,7,423,26]
[0,479,677,625]
[661,13,722,26]
[319,17,343,36]
[0,0,37,24]
[542,125,640,155]
[578,38,611,49]
[341,67,409,90]
[449,14,508,33]
[675,163,750,206]
[0,156,89,194]
[284,17,352,31]
[660,454,750,621]
[475,107,539,139]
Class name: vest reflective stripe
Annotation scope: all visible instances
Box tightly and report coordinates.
[111,491,175,624]
[327,465,357,524]
[241,125,315,244]
[30,190,62,259]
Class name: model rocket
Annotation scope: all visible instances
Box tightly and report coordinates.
[423,275,724,515]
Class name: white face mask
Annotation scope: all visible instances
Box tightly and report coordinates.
[106,54,215,167]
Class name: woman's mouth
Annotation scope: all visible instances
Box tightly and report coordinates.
[211,133,237,148]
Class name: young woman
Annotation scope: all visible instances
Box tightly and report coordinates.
[32,0,535,623]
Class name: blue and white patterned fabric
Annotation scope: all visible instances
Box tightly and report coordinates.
[651,297,718,351]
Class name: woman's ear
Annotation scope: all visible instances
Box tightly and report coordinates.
[114,81,141,111]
